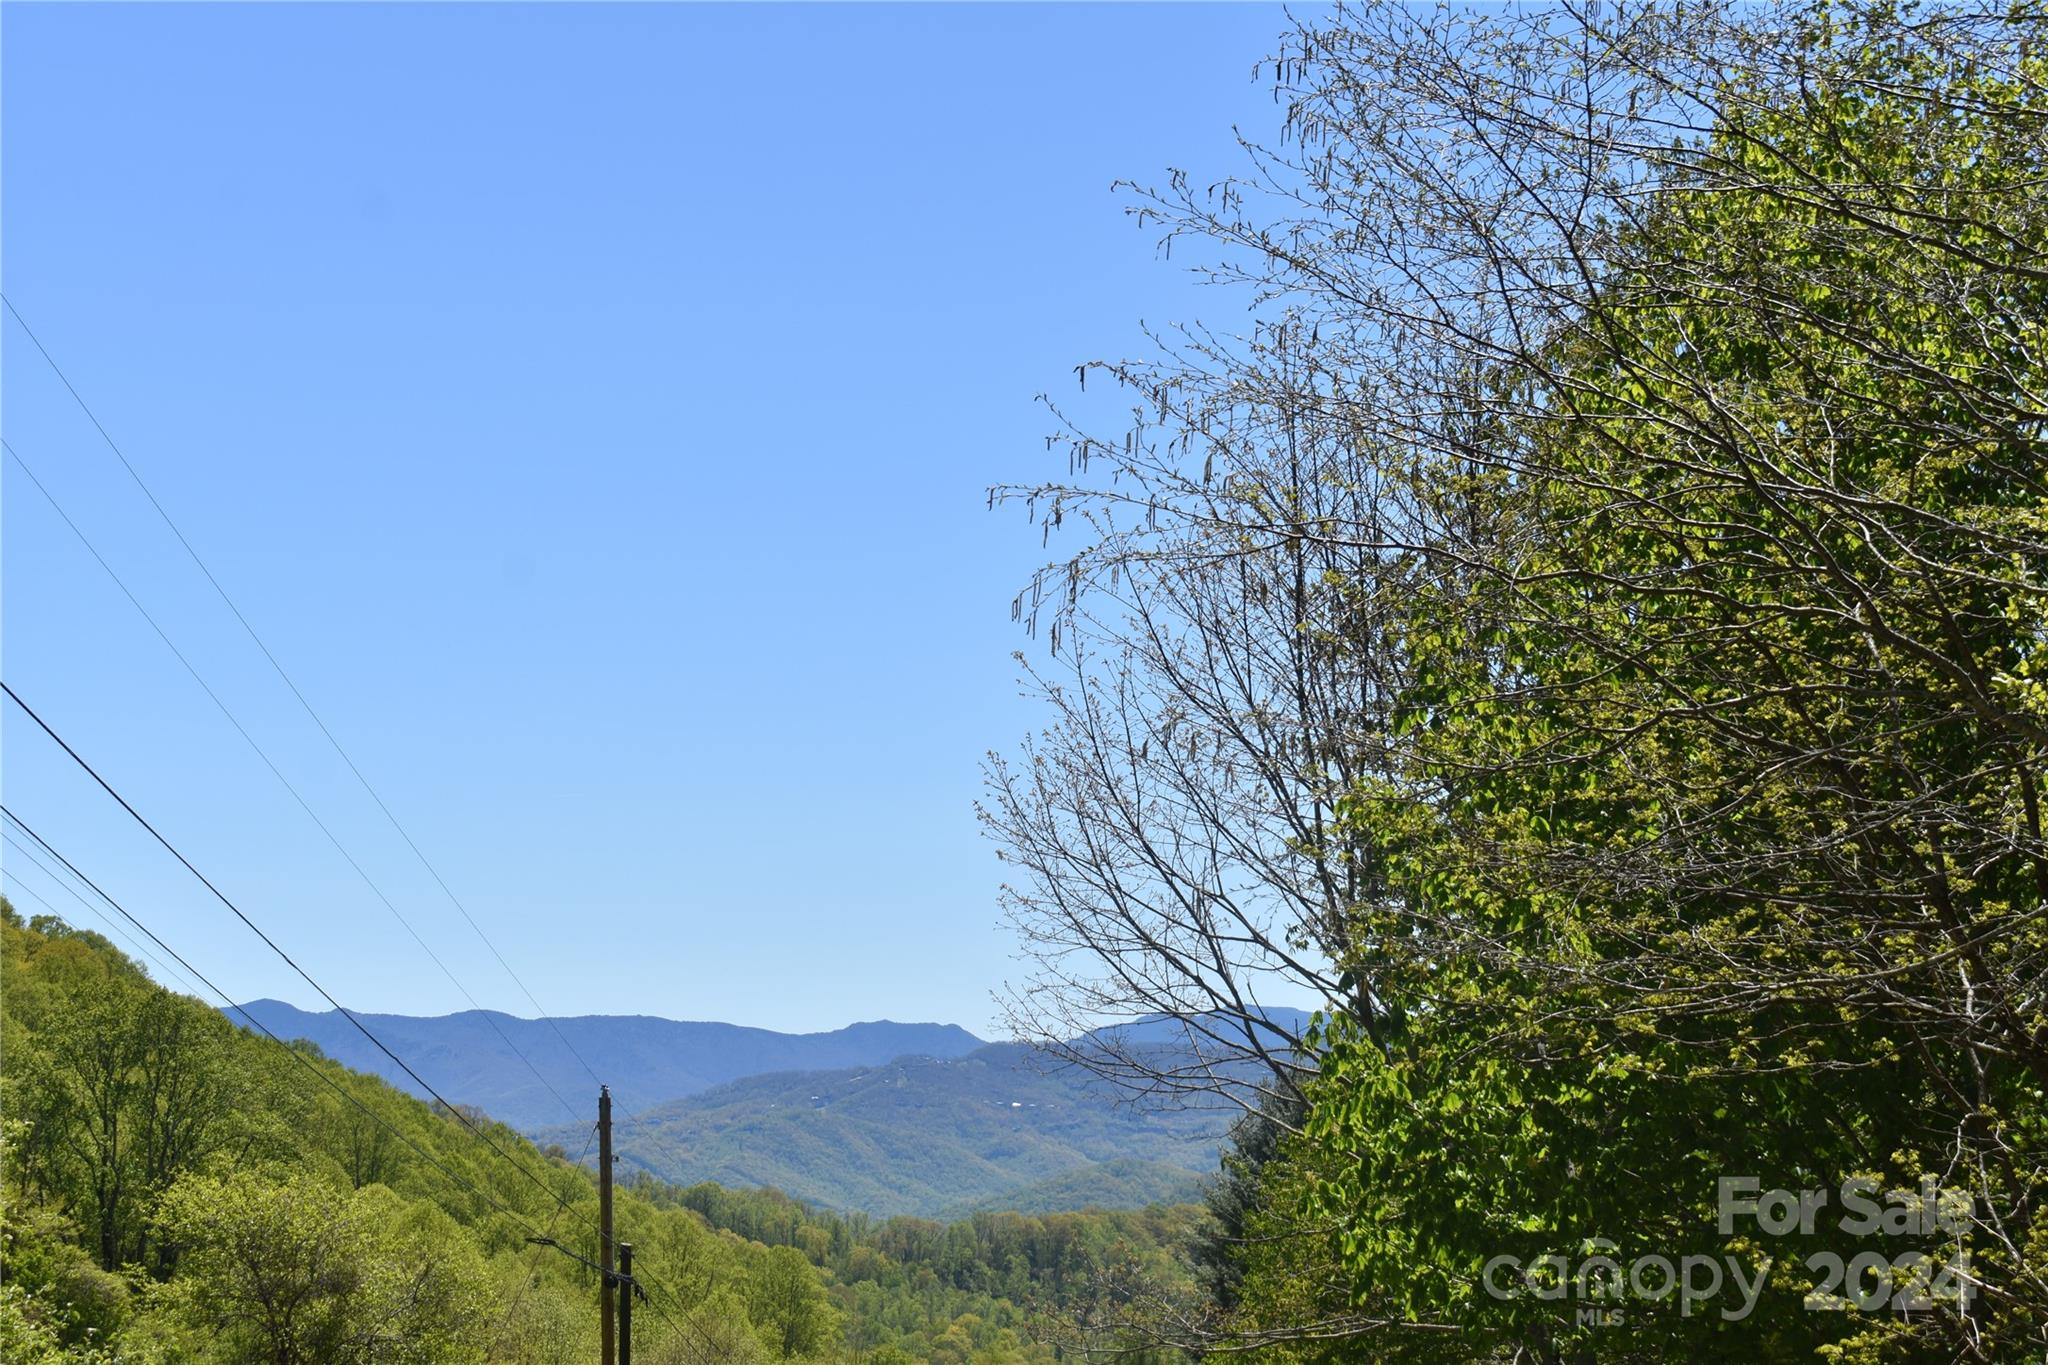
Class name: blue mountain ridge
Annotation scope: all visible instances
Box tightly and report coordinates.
[231,998,986,1130]
[231,1001,1317,1214]
[574,1039,1246,1217]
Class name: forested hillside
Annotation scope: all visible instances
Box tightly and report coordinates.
[580,1044,1231,1217]
[0,903,1201,1363]
[228,1005,1243,1217]
[982,0,2048,1359]
[9,2,2047,1362]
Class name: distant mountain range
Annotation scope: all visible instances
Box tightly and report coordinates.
[561,1040,1241,1218]
[231,999,985,1130]
[234,1000,1313,1216]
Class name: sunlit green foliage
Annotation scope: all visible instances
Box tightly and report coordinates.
[1190,3,2048,1361]
[0,902,1203,1362]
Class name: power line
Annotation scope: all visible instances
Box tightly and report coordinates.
[2,293,624,1112]
[2,434,584,1128]
[0,806,576,1245]
[638,1277,722,1357]
[0,682,598,1241]
[2,303,709,1334]
[2,852,206,999]
[5,814,714,1356]
[492,1121,601,1357]
[2,837,524,1236]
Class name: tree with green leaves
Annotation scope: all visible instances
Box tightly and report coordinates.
[751,1244,834,1359]
[3,900,1172,1364]
[999,1,2048,1358]
[146,1168,492,1365]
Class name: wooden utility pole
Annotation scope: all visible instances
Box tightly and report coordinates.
[599,1085,615,1365]
[617,1242,634,1365]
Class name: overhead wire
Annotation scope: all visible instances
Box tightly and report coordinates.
[2,434,585,1129]
[6,815,719,1356]
[3,293,628,1115]
[3,298,714,1329]
[0,684,599,1242]
[0,806,579,1246]
[489,1120,601,1360]
[2,848,207,999]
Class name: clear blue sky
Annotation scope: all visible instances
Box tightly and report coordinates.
[3,2,1289,1035]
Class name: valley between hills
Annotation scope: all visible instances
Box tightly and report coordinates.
[230,999,1302,1217]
